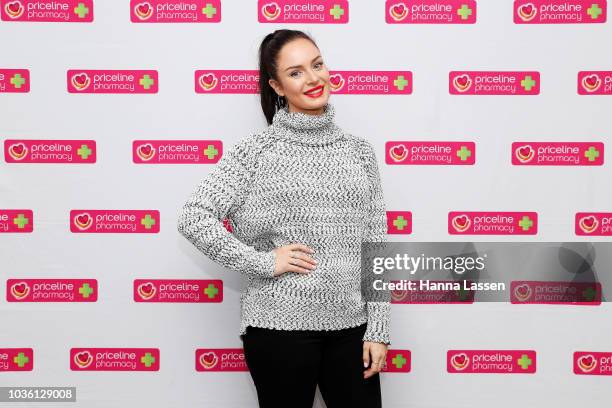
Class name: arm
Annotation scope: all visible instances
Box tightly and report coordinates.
[177,136,276,278]
[359,139,391,345]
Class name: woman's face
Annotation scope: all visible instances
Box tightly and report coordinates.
[268,38,330,115]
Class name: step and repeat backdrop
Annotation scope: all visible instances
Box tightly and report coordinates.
[1,1,611,407]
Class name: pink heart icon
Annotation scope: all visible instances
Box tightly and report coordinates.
[8,2,20,13]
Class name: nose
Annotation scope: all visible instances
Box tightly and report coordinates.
[305,68,319,84]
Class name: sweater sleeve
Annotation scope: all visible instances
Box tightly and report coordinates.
[359,138,391,345]
[177,136,277,278]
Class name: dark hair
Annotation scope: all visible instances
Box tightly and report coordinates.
[258,29,318,125]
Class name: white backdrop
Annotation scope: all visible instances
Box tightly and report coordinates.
[1,1,611,407]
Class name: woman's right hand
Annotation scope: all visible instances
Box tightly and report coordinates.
[271,244,317,277]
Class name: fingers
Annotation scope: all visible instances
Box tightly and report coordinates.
[362,343,370,369]
[288,252,317,268]
[290,243,315,254]
[363,343,387,379]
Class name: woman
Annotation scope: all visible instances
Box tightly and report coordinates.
[177,29,390,408]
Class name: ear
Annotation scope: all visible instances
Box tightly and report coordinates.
[268,78,284,97]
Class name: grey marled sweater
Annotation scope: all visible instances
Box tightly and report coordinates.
[177,102,391,344]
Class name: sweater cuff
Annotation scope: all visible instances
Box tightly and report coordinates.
[246,249,276,278]
[362,301,391,345]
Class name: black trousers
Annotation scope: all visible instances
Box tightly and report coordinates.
[241,323,382,408]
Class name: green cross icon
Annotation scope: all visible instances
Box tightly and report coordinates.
[77,144,92,160]
[74,3,89,18]
[392,353,406,369]
[393,215,408,230]
[203,283,219,299]
[203,145,219,160]
[518,216,533,231]
[79,283,94,298]
[587,4,603,19]
[14,352,29,367]
[584,146,600,162]
[13,214,29,229]
[457,4,472,20]
[139,75,155,90]
[141,214,156,229]
[201,3,217,18]
[521,75,536,91]
[393,75,409,91]
[582,286,597,301]
[140,352,155,367]
[456,146,472,161]
[10,74,26,89]
[517,354,532,370]
[329,4,345,19]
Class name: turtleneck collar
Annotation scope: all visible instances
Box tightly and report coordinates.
[270,102,344,146]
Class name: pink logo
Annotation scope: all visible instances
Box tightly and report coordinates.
[386,0,477,24]
[514,0,607,24]
[133,279,223,302]
[387,211,411,234]
[578,71,612,94]
[195,349,247,371]
[448,350,536,373]
[511,142,603,165]
[514,144,535,163]
[329,73,345,91]
[0,69,29,92]
[130,0,221,23]
[0,209,34,233]
[575,212,612,235]
[70,348,159,371]
[448,211,538,235]
[257,0,349,24]
[69,210,160,233]
[7,279,98,302]
[511,281,601,305]
[133,140,223,164]
[574,353,599,374]
[1,0,94,22]
[328,71,412,95]
[450,353,470,370]
[260,2,281,20]
[513,283,532,302]
[382,350,411,372]
[4,140,96,163]
[67,70,158,93]
[390,279,475,304]
[195,70,258,94]
[0,348,33,371]
[573,351,612,375]
[450,71,540,95]
[386,141,475,165]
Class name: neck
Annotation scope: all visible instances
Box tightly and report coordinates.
[270,102,344,146]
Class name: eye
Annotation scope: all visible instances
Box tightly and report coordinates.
[290,71,301,78]
[314,62,324,69]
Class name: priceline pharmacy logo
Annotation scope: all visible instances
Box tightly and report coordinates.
[514,0,606,24]
[1,0,93,22]
[386,0,477,24]
[130,0,221,23]
[258,0,348,24]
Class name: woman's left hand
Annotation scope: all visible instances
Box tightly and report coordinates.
[363,341,388,379]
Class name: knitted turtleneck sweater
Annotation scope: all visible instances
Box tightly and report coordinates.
[177,102,390,345]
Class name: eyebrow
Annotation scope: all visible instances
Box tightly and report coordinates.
[284,55,322,72]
